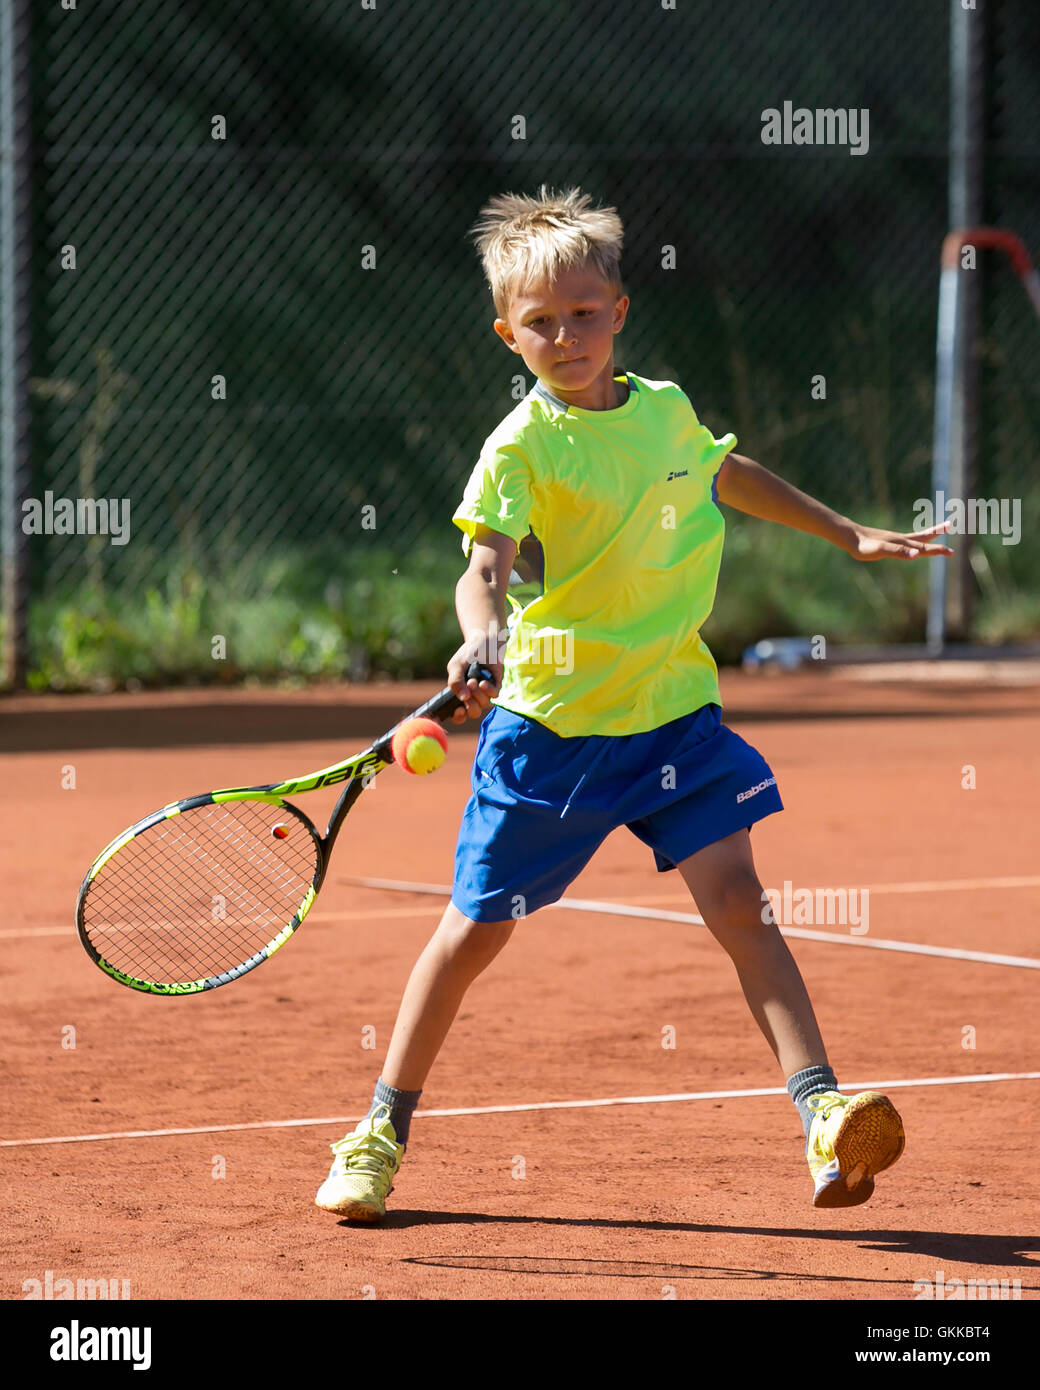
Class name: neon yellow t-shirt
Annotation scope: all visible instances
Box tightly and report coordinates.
[452,371,736,737]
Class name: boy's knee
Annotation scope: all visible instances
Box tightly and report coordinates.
[711,869,771,929]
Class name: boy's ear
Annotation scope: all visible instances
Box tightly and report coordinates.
[493,318,521,352]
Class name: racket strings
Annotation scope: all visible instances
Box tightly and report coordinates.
[99,818,290,928]
[86,809,316,978]
[80,800,320,984]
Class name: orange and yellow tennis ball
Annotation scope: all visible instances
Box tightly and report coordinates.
[391,717,448,775]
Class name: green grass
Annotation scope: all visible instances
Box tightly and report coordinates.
[706,519,1040,665]
[24,544,465,692]
[705,518,926,664]
[16,526,1040,693]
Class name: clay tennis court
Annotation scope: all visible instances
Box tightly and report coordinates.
[3,663,1038,1302]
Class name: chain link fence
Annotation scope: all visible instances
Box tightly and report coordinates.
[4,0,1038,686]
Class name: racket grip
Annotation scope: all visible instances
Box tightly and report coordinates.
[424,662,496,722]
[376,664,498,752]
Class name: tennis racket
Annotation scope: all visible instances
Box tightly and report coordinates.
[75,663,494,996]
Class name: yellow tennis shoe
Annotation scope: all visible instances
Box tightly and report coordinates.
[314,1104,403,1221]
[806,1090,905,1209]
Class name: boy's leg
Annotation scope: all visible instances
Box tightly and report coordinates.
[319,702,617,1221]
[676,829,904,1208]
[381,903,515,1094]
[675,829,827,1077]
[315,903,513,1219]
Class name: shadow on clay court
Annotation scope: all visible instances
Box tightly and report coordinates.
[344,1212,1040,1274]
[5,690,1038,755]
[0,699,466,754]
[401,1253,1039,1291]
[402,1254,896,1287]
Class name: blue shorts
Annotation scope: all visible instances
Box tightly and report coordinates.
[451,703,784,923]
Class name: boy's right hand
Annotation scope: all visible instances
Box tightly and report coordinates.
[447,645,502,723]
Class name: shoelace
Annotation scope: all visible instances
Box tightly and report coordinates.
[329,1130,399,1178]
[806,1091,848,1157]
[807,1091,847,1117]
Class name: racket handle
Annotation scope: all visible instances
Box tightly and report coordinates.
[371,664,497,760]
[422,662,495,721]
[414,663,495,721]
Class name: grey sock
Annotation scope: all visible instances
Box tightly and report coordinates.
[368,1077,422,1148]
[786,1064,839,1141]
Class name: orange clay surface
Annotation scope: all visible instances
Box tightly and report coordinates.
[2,662,1038,1300]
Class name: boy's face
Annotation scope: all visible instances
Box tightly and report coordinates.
[493,265,629,409]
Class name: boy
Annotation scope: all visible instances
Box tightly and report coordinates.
[316,186,952,1221]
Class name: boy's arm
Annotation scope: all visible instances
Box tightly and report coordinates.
[714,453,953,561]
[448,525,517,722]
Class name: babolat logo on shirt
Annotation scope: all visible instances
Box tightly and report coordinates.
[666,469,688,481]
[737,776,777,804]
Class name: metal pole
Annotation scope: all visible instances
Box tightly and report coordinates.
[927,254,958,654]
[943,0,988,645]
[0,0,32,689]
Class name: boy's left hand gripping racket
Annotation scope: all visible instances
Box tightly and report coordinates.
[75,665,493,995]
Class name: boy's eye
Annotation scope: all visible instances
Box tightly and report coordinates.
[527,309,595,327]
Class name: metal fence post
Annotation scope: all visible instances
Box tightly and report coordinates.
[938,0,989,647]
[0,0,32,689]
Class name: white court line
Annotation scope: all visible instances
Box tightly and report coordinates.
[9,875,1034,945]
[0,903,443,942]
[0,927,74,939]
[866,875,1040,895]
[605,876,1040,906]
[350,877,1040,971]
[568,877,1040,904]
[3,1071,1037,1149]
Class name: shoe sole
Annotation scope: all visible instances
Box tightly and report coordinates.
[315,1198,385,1221]
[813,1093,905,1210]
[314,1181,394,1221]
[813,1168,876,1209]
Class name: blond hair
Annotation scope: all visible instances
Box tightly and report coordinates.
[469,184,625,318]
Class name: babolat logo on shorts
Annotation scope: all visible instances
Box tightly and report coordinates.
[736,776,777,804]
